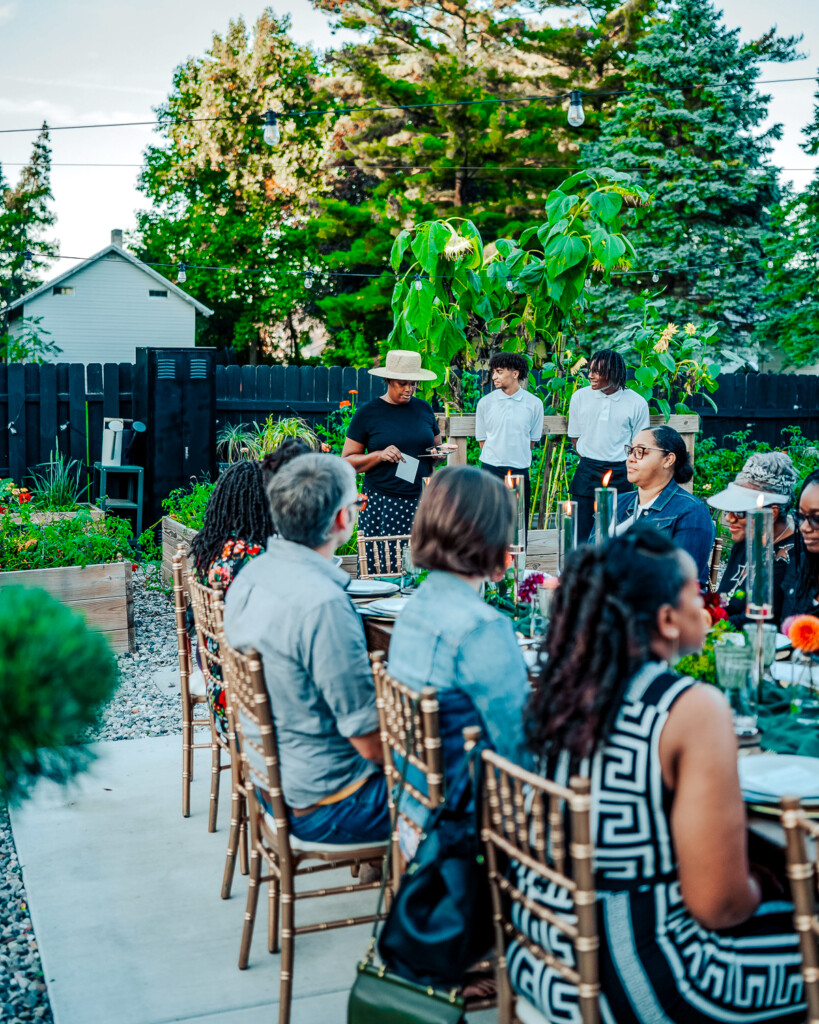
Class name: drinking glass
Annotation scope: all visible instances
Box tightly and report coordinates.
[715,643,757,736]
[742,623,777,679]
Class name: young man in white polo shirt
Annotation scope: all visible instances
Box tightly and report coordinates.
[568,348,650,541]
[475,352,544,527]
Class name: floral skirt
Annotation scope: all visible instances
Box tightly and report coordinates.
[358,489,418,576]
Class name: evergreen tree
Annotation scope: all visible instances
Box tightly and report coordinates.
[309,0,655,363]
[0,124,58,305]
[580,0,800,351]
[755,74,819,368]
[131,10,330,361]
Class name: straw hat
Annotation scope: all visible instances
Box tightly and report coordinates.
[368,349,437,382]
[706,482,790,512]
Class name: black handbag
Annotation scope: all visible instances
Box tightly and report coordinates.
[347,714,471,1024]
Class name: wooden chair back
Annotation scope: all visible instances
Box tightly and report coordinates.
[707,537,724,592]
[171,548,193,704]
[357,534,411,579]
[464,727,600,1024]
[187,570,226,696]
[371,652,444,886]
[781,795,819,1023]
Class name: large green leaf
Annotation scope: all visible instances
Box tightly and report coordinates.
[634,366,657,387]
[589,191,623,225]
[544,235,588,279]
[461,220,484,270]
[537,219,568,247]
[411,221,450,275]
[591,230,626,273]
[390,229,412,272]
[406,279,435,335]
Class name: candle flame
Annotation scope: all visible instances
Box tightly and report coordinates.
[505,470,513,488]
[564,501,572,514]
[602,470,612,486]
[756,493,764,508]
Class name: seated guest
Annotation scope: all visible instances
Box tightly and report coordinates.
[782,468,819,620]
[513,526,805,1024]
[615,424,714,585]
[224,454,389,844]
[189,460,274,738]
[387,466,530,852]
[707,452,797,626]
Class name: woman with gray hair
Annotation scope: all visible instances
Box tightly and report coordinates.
[707,451,798,626]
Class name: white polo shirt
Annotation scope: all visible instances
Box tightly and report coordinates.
[475,386,544,469]
[567,385,650,462]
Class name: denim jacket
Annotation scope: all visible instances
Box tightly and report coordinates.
[386,571,531,828]
[616,479,715,586]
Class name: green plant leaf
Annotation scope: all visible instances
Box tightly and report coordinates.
[390,229,412,272]
[411,221,449,275]
[544,235,588,279]
[589,191,624,224]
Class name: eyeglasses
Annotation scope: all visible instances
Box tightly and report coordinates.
[794,510,819,531]
[724,510,747,521]
[624,444,669,460]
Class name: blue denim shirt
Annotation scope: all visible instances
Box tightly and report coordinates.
[386,571,531,827]
[616,479,715,586]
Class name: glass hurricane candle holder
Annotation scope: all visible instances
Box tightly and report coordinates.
[558,501,578,573]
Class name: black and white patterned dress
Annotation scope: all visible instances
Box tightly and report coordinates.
[510,662,806,1024]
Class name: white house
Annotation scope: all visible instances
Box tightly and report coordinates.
[7,231,213,363]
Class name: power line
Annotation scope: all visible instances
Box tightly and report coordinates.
[1,75,816,135]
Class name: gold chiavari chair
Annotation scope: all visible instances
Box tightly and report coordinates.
[371,651,444,890]
[186,563,248,900]
[172,546,213,820]
[780,795,819,1024]
[707,537,724,593]
[220,638,388,1024]
[356,534,411,579]
[464,726,600,1024]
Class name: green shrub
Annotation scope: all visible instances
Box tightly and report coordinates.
[0,586,119,803]
[0,506,133,573]
[162,480,215,531]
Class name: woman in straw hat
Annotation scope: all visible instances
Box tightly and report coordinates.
[342,350,452,572]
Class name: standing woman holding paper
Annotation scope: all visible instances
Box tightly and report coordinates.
[342,350,445,570]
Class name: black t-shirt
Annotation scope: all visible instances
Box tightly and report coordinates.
[346,396,439,498]
[718,533,795,627]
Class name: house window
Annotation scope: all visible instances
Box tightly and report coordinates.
[149,289,168,298]
[53,286,74,295]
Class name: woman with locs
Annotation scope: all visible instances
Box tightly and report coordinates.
[510,525,805,1024]
[782,468,819,620]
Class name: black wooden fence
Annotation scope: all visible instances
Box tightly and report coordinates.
[2,362,819,490]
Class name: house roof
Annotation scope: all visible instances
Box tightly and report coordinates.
[7,244,214,317]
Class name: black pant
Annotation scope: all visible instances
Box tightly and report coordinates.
[481,463,531,539]
[570,458,632,543]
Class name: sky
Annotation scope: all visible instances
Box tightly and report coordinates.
[0,0,817,278]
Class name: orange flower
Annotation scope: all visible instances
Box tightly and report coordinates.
[339,400,351,408]
[348,389,358,394]
[788,615,819,652]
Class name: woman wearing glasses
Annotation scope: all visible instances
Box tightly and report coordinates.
[615,424,715,585]
[782,469,819,620]
[707,453,797,626]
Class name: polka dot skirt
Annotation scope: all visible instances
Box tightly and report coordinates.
[358,489,418,576]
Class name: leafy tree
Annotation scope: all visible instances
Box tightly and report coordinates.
[309,0,656,363]
[580,0,800,352]
[131,10,330,362]
[755,72,819,367]
[0,315,61,364]
[0,124,58,310]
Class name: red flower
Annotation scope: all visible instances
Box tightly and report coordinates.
[18,491,32,504]
[702,591,728,626]
[131,563,139,572]
[518,572,546,605]
[339,400,351,408]
[788,615,819,653]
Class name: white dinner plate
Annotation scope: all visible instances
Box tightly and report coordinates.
[775,633,791,650]
[738,754,819,804]
[347,579,400,597]
[365,597,412,618]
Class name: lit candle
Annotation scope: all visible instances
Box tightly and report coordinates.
[558,500,578,572]
[504,470,525,554]
[746,494,773,620]
[594,470,617,544]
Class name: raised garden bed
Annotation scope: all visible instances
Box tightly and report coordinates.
[0,561,135,654]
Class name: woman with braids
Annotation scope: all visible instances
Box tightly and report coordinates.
[568,348,650,541]
[511,525,805,1024]
[188,459,275,739]
[782,469,819,620]
[615,423,715,585]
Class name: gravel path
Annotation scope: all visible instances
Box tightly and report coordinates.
[1,569,179,1022]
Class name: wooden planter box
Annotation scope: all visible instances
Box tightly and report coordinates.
[0,561,135,654]
[7,503,104,526]
[161,516,199,586]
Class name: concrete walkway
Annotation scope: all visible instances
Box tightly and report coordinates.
[11,736,494,1024]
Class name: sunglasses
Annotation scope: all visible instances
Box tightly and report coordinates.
[624,444,669,460]
[794,510,819,531]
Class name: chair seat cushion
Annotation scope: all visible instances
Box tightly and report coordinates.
[262,809,387,856]
[515,996,550,1024]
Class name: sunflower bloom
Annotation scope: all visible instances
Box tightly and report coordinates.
[684,323,696,336]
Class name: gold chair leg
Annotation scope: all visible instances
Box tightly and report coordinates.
[221,784,242,899]
[268,876,280,954]
[208,724,221,833]
[181,711,193,818]
[239,805,249,876]
[278,890,295,1024]
[239,849,262,970]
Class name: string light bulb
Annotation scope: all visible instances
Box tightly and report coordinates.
[767,259,774,269]
[714,266,721,277]
[567,91,585,128]
[23,249,33,273]
[177,262,187,284]
[652,272,659,283]
[304,268,314,289]
[506,278,515,292]
[585,277,591,288]
[262,109,281,146]
[414,273,422,291]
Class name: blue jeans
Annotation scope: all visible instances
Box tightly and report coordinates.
[288,772,390,844]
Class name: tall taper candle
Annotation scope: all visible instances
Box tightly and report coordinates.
[594,487,617,544]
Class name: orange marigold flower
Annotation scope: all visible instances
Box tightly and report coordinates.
[788,614,819,652]
[348,389,358,394]
[339,400,351,408]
